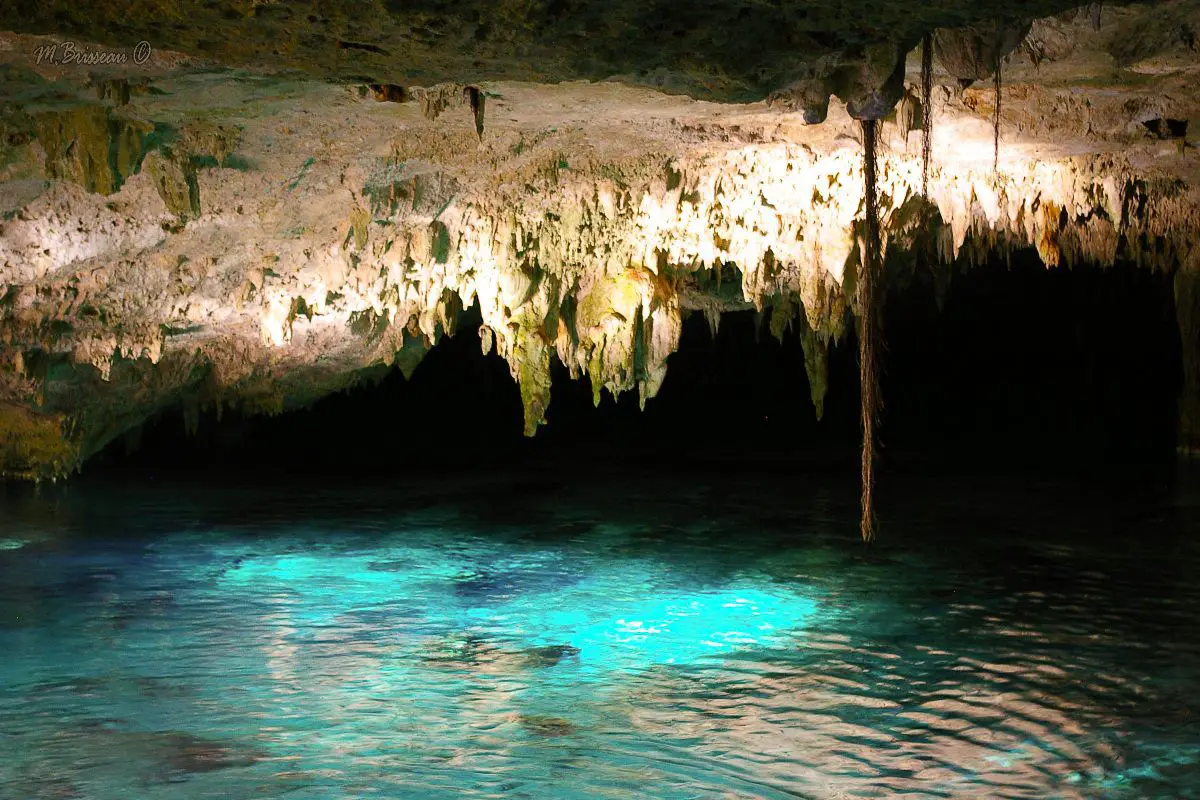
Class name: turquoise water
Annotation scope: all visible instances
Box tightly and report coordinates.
[1,468,1199,799]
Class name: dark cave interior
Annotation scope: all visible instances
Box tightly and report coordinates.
[90,248,1183,481]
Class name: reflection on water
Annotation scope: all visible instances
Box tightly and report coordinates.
[1,469,1198,799]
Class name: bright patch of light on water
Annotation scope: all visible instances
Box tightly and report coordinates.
[559,587,815,666]
[211,538,817,671]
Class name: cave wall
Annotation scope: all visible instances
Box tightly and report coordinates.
[2,3,1200,479]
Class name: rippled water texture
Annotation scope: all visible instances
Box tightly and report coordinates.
[2,468,1199,799]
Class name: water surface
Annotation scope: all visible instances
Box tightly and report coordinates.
[1,466,1198,799]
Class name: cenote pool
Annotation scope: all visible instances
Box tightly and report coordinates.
[1,466,1198,799]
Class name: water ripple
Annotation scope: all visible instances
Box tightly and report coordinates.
[1,476,1199,798]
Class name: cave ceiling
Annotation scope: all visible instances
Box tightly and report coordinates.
[1,1,1200,482]
[1,0,1086,101]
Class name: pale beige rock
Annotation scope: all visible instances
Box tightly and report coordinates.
[2,5,1200,477]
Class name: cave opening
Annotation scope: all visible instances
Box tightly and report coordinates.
[87,249,1183,484]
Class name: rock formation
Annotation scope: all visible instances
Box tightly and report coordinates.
[1,1,1200,483]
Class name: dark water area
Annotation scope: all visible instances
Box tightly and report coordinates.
[1,463,1199,799]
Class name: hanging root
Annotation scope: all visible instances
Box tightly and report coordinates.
[921,32,933,196]
[993,60,1002,175]
[859,119,882,543]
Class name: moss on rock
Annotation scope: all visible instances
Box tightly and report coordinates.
[34,104,155,195]
[144,148,200,221]
[0,402,79,480]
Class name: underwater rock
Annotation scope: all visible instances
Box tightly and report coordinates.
[154,731,262,774]
[46,725,263,778]
[420,633,583,672]
[6,767,84,800]
[517,714,576,737]
[521,644,581,667]
[453,570,518,600]
[421,633,497,666]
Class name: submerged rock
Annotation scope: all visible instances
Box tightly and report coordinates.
[517,714,577,737]
[43,725,264,780]
[153,732,262,774]
[522,644,582,667]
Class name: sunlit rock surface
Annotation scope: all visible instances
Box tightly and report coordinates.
[2,2,1200,477]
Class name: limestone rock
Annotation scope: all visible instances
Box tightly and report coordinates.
[934,19,1033,86]
[768,42,909,123]
[2,1,1200,478]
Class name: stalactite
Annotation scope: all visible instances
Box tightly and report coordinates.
[993,59,1002,175]
[799,322,830,422]
[859,118,882,543]
[922,32,933,196]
